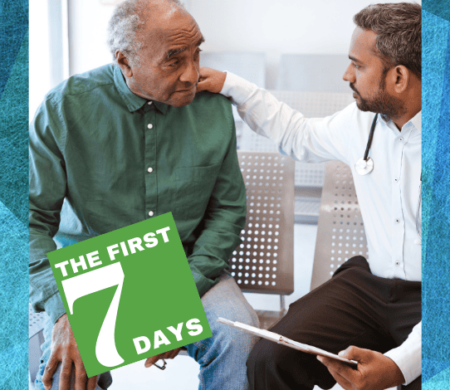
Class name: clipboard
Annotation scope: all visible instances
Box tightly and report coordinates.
[217,318,358,366]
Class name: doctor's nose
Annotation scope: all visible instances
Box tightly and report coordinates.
[342,63,355,84]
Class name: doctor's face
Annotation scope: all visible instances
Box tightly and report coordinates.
[343,27,404,119]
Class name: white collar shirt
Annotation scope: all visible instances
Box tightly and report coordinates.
[221,72,421,385]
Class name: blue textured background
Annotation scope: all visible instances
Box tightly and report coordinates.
[0,0,29,388]
[422,1,450,389]
[0,1,449,389]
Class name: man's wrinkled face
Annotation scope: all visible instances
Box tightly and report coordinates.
[343,27,404,119]
[127,5,204,107]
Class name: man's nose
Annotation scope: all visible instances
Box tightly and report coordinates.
[180,60,199,86]
[342,63,355,83]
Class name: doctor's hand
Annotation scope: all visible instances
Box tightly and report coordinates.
[42,314,98,390]
[197,67,227,94]
[317,346,405,390]
[144,347,182,368]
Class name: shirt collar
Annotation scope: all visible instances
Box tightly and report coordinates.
[379,110,422,134]
[113,64,169,115]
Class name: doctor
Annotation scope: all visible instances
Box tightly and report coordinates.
[197,3,421,390]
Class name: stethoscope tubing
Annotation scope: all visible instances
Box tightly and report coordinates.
[358,113,422,239]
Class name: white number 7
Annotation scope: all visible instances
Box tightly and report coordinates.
[62,263,125,367]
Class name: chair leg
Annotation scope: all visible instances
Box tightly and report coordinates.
[29,330,45,385]
[280,294,286,316]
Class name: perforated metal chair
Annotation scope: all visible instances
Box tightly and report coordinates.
[277,54,350,93]
[29,303,46,387]
[310,162,416,390]
[239,91,354,224]
[230,151,295,329]
[310,161,368,290]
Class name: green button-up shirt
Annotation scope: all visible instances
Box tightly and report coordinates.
[29,63,246,324]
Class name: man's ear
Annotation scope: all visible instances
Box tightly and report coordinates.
[391,65,410,94]
[117,51,133,78]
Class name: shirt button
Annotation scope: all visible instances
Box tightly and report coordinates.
[395,261,400,266]
[148,101,153,105]
[395,219,400,223]
[147,167,153,173]
[148,211,154,217]
[148,124,153,129]
[394,178,398,182]
[399,137,404,142]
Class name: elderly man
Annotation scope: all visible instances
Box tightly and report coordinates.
[198,3,421,390]
[29,1,259,389]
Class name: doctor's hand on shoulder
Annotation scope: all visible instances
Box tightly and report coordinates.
[43,314,98,390]
[197,67,227,94]
[317,346,405,390]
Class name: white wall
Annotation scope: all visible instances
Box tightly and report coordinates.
[67,0,420,88]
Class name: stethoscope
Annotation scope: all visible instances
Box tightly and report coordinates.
[355,114,378,176]
[355,113,422,244]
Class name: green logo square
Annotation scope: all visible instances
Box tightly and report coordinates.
[48,212,212,377]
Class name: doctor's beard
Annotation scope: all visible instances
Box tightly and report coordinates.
[350,78,406,121]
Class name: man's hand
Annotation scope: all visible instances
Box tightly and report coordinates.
[144,348,182,368]
[42,314,97,390]
[317,346,405,390]
[197,67,227,94]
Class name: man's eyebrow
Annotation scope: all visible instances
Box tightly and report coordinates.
[166,47,187,60]
[165,37,204,60]
[197,36,205,46]
[349,55,363,64]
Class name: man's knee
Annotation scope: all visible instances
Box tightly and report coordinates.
[214,316,259,359]
[247,338,291,376]
[247,338,335,390]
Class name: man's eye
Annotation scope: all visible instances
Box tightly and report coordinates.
[353,63,360,69]
[168,60,179,66]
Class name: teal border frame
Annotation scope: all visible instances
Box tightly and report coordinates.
[0,0,29,388]
[423,0,450,388]
[1,0,450,388]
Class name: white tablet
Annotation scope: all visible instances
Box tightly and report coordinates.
[217,317,358,366]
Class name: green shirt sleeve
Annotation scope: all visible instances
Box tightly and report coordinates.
[29,97,67,324]
[186,114,246,297]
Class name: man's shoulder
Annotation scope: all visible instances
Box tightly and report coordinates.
[44,63,116,105]
[190,91,233,113]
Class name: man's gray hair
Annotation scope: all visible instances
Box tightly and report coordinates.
[354,2,421,77]
[107,0,185,66]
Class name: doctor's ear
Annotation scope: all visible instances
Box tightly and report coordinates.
[389,65,410,94]
[116,51,133,78]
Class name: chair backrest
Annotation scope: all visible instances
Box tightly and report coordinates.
[200,51,267,148]
[230,151,295,295]
[277,54,350,93]
[29,302,45,338]
[310,161,369,290]
[239,91,354,188]
[200,52,266,87]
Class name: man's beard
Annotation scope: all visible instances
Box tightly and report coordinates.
[350,76,406,120]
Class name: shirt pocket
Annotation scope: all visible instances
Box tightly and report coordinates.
[172,164,221,221]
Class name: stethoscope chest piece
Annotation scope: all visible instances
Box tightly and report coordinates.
[355,157,374,176]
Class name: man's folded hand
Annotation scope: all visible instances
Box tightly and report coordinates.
[144,347,182,368]
[42,314,97,390]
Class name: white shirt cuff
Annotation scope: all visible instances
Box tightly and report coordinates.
[220,72,259,106]
[384,322,421,385]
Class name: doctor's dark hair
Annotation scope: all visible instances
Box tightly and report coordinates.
[107,0,185,66]
[354,2,421,77]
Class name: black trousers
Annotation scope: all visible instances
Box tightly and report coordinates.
[247,256,421,390]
